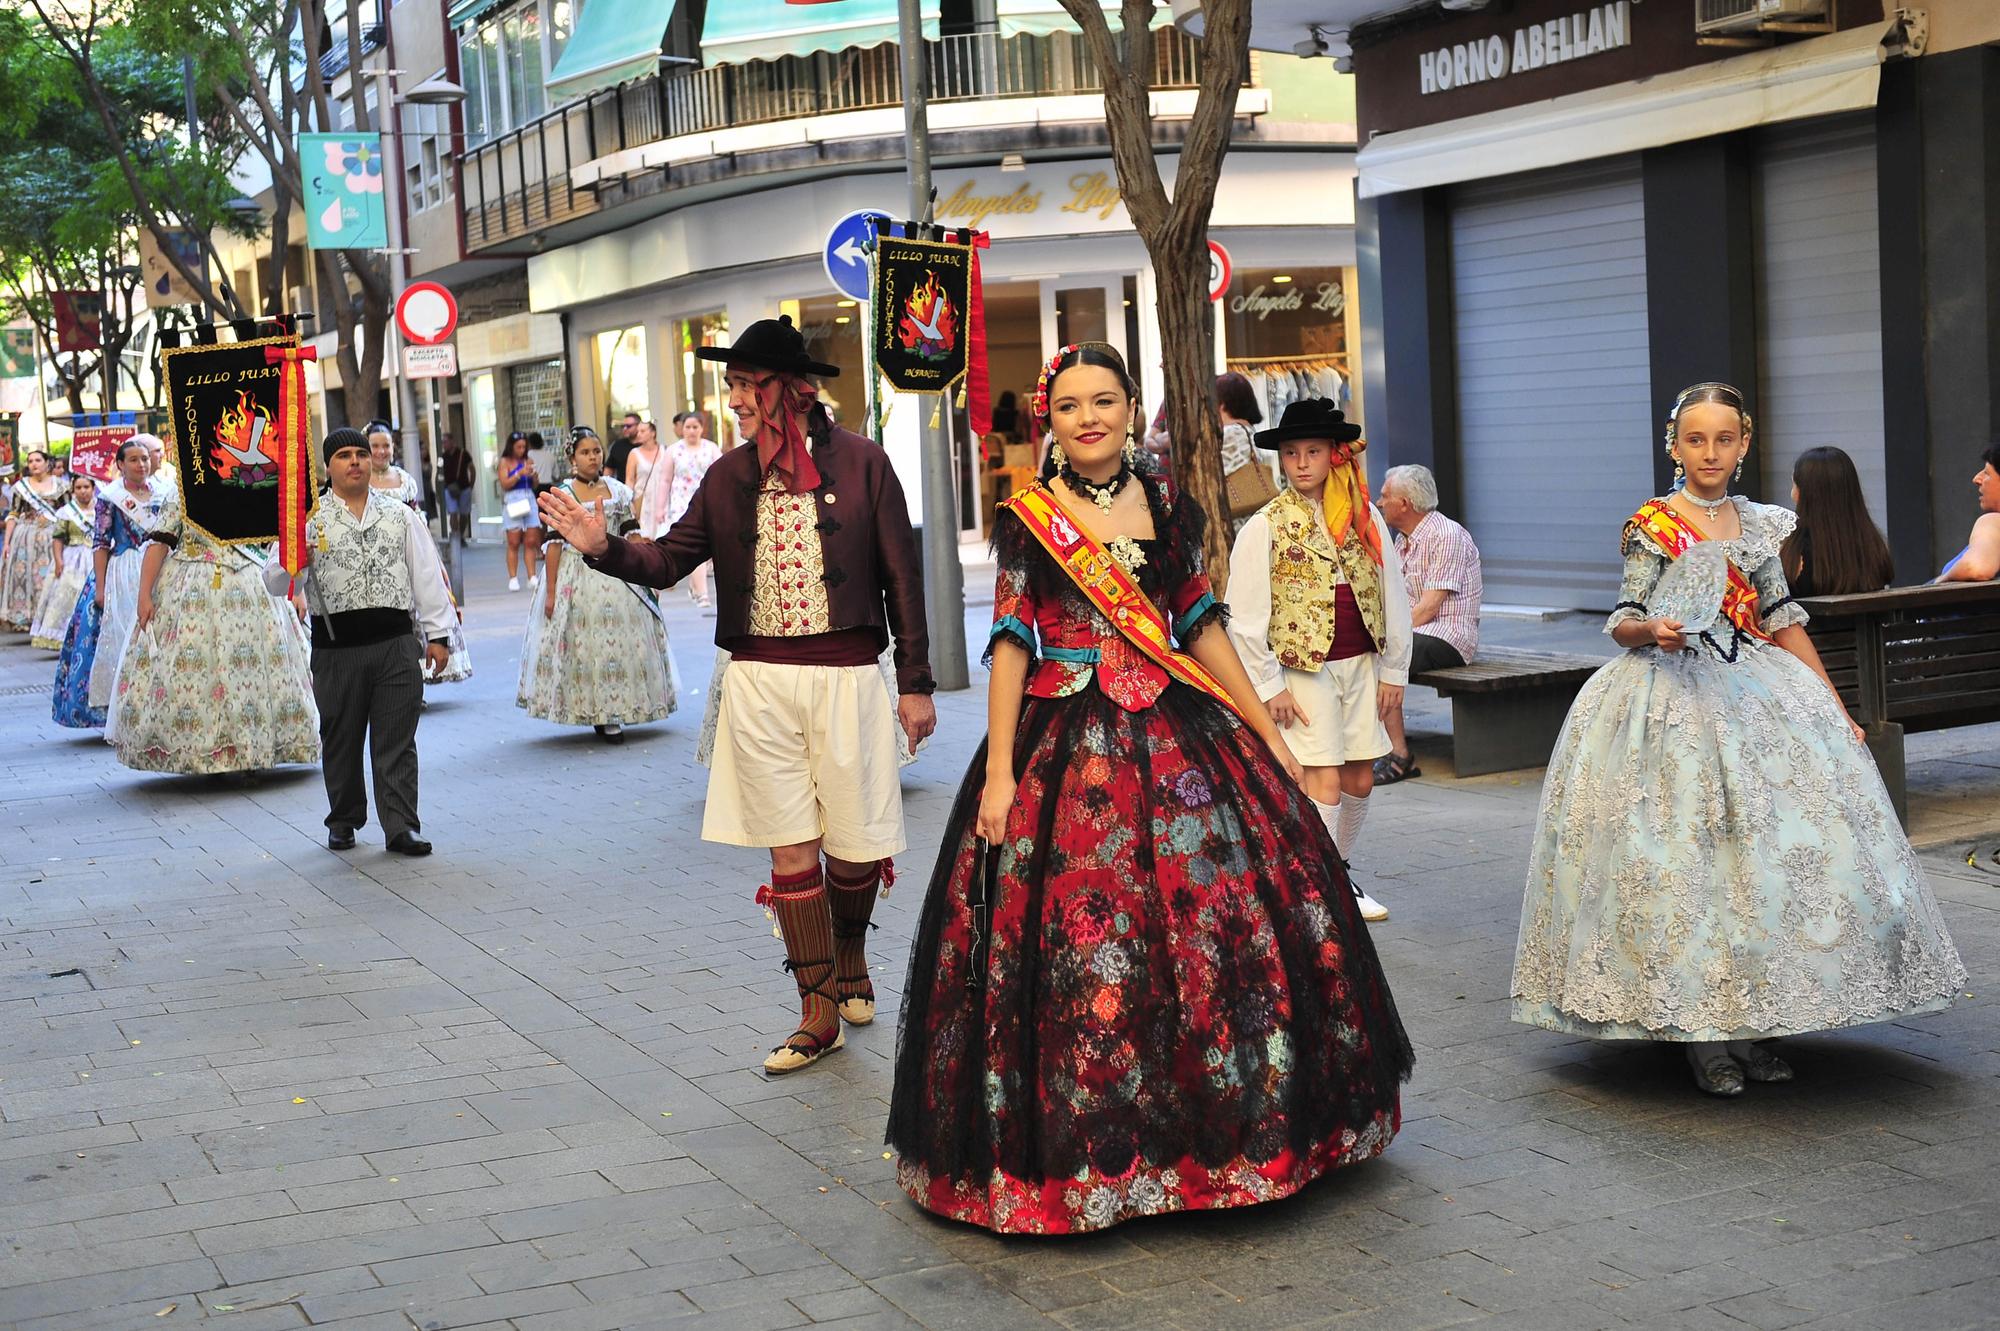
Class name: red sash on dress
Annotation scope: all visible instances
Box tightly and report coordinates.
[1004,484,1244,719]
[1629,499,1774,644]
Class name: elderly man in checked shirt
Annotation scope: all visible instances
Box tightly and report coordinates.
[1375,464,1483,783]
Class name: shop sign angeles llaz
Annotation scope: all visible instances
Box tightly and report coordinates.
[872,235,972,396]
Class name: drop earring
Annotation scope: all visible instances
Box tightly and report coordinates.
[1672,455,1685,485]
[1733,457,1745,484]
[1123,421,1139,466]
[1051,440,1068,471]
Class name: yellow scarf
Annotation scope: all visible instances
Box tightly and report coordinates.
[1320,443,1382,567]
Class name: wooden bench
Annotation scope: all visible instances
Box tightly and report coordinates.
[1802,581,2000,823]
[1411,645,1608,777]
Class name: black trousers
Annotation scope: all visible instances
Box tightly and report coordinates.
[312,634,424,838]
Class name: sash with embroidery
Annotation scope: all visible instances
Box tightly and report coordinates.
[1004,484,1243,719]
[14,481,60,521]
[1629,499,1773,644]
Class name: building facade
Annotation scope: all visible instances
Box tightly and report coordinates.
[1347,0,2000,606]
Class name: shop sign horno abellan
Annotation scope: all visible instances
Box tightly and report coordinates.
[1418,0,1631,97]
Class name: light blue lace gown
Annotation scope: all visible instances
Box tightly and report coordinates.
[1512,499,1965,1042]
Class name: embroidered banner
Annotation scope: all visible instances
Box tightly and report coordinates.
[1004,484,1243,719]
[51,291,103,353]
[162,334,309,548]
[871,232,972,396]
[69,416,138,482]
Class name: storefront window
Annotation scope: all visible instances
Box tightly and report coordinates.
[465,370,498,524]
[510,359,569,484]
[789,296,866,431]
[592,327,649,441]
[1055,286,1109,346]
[1222,265,1352,422]
[677,312,735,450]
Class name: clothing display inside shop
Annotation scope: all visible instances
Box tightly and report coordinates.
[1228,357,1351,429]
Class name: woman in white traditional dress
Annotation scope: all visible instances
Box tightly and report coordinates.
[110,484,319,774]
[1511,383,1965,1097]
[1,448,66,630]
[517,428,675,743]
[658,411,722,609]
[368,423,472,683]
[89,440,168,714]
[29,472,97,649]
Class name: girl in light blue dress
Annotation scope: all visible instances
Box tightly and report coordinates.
[1511,383,1964,1097]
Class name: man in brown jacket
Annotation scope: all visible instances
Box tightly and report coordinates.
[541,316,935,1075]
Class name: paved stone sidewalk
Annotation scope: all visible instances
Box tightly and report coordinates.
[1,549,1996,1331]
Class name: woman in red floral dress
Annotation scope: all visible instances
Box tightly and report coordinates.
[888,344,1412,1235]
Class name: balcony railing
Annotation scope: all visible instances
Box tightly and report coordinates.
[463,28,1209,251]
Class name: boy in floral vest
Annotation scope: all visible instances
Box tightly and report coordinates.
[1226,400,1411,922]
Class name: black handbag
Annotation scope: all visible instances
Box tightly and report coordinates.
[966,838,1000,991]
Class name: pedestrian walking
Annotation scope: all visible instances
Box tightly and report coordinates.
[1225,399,1410,922]
[517,427,676,743]
[112,487,318,775]
[268,427,455,855]
[887,343,1412,1234]
[28,472,96,650]
[539,314,934,1075]
[84,440,167,720]
[659,411,722,610]
[439,432,476,544]
[370,423,472,684]
[1511,383,1965,1096]
[497,431,542,592]
[1,448,65,630]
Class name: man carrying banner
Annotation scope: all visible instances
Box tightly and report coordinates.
[539,315,935,1075]
[267,427,453,855]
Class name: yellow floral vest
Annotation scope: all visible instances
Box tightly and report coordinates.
[1265,487,1386,672]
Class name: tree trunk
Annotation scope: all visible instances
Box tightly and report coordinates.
[1055,0,1252,590]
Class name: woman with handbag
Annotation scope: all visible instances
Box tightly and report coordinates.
[887,343,1412,1235]
[1218,372,1278,528]
[496,431,543,592]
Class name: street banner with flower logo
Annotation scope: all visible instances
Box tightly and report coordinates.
[869,227,991,435]
[162,334,319,564]
[301,133,388,251]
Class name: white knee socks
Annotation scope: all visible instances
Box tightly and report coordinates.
[1337,792,1370,861]
[1311,794,1370,862]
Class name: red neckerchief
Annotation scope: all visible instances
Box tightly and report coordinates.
[753,372,823,494]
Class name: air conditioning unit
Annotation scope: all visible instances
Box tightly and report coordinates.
[1696,0,1828,34]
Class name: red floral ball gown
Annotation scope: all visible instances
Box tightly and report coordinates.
[888,479,1412,1235]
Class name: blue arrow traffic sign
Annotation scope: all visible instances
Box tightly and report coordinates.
[823,209,890,303]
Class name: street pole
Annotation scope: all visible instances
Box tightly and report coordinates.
[371,67,423,491]
[897,0,969,691]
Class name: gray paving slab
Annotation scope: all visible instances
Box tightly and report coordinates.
[1,553,1995,1330]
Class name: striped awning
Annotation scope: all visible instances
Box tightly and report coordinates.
[700,0,941,68]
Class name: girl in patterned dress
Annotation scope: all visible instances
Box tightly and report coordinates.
[1511,384,1965,1096]
[109,486,318,774]
[889,344,1412,1235]
[29,473,96,649]
[369,424,473,683]
[517,429,676,742]
[1,449,65,630]
[78,441,167,721]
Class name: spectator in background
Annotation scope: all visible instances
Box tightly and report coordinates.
[1374,463,1482,784]
[1936,444,2000,583]
[990,391,1019,442]
[439,432,475,544]
[496,431,542,592]
[1215,371,1262,476]
[605,411,642,484]
[1783,446,1894,596]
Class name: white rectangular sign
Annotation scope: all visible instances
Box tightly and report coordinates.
[402,343,458,379]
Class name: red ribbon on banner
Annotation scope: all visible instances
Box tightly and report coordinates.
[263,342,319,574]
[967,231,992,439]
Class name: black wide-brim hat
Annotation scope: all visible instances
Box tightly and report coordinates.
[692,314,839,379]
[1255,398,1362,449]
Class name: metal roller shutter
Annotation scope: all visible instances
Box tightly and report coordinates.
[1754,116,1886,520]
[1450,157,1653,610]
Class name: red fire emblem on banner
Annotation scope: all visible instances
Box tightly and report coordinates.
[209,391,280,487]
[897,271,959,361]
